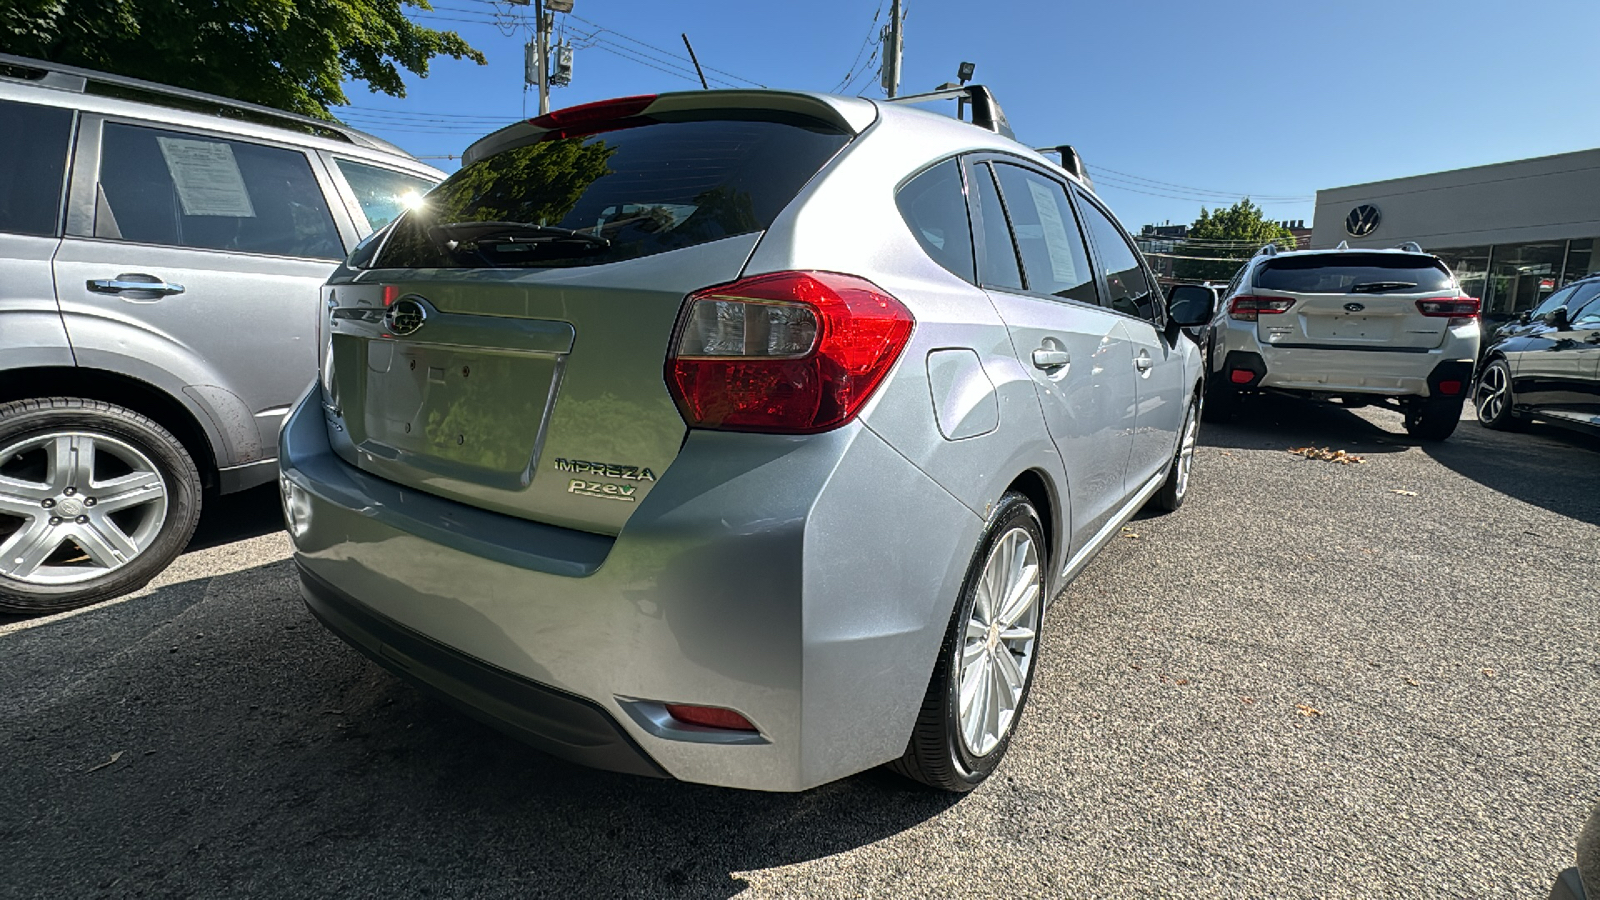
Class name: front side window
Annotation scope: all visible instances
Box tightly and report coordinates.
[374,114,850,269]
[1568,283,1600,327]
[335,158,436,234]
[96,123,343,258]
[1529,284,1577,320]
[1075,191,1158,321]
[895,159,974,283]
[992,164,1097,306]
[0,99,73,237]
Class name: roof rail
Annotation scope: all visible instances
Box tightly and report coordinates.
[883,84,1013,139]
[1256,243,1279,257]
[0,53,406,154]
[1033,144,1094,189]
[1395,241,1423,253]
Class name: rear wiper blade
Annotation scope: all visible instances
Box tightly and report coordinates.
[430,221,610,249]
[1349,281,1417,293]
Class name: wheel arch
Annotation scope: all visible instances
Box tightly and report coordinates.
[1002,468,1060,591]
[0,367,220,489]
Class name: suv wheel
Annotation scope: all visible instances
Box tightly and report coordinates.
[0,398,202,613]
[891,492,1044,791]
[1403,394,1464,442]
[1474,358,1524,431]
[1202,375,1238,423]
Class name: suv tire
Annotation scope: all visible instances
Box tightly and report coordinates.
[1474,357,1525,431]
[1202,375,1238,423]
[1403,395,1464,442]
[0,398,202,613]
[890,492,1045,792]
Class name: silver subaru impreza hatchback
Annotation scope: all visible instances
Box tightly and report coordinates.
[279,88,1214,792]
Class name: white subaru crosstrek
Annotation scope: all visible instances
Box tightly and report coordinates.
[1202,243,1481,439]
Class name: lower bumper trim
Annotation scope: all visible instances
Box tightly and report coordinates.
[297,563,670,780]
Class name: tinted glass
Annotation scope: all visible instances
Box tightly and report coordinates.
[1568,282,1600,327]
[375,115,849,269]
[335,158,436,233]
[970,164,1023,291]
[896,159,974,283]
[1529,284,1578,319]
[1076,193,1158,320]
[98,123,343,258]
[0,99,73,237]
[1257,254,1455,294]
[992,164,1096,305]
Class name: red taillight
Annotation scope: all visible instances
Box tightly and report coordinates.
[1437,380,1463,396]
[530,94,657,139]
[1230,369,1255,385]
[664,704,758,732]
[666,271,915,434]
[381,285,399,307]
[1228,295,1295,321]
[1417,296,1480,327]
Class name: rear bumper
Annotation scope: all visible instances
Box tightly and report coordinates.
[1214,321,1478,397]
[278,391,981,791]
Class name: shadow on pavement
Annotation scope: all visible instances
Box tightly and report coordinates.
[1,561,961,898]
[188,482,285,552]
[1422,418,1600,527]
[1198,393,1416,454]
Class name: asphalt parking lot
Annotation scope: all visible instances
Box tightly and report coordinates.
[3,398,1596,899]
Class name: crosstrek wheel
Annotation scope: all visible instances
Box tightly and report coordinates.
[1202,374,1237,423]
[1474,357,1524,431]
[891,491,1045,791]
[0,398,202,613]
[1403,394,1465,442]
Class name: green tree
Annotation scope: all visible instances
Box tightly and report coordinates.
[0,0,485,119]
[1174,199,1299,283]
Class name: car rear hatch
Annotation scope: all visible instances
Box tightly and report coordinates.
[321,92,868,535]
[1250,252,1463,351]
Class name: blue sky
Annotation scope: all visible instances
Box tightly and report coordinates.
[340,0,1600,231]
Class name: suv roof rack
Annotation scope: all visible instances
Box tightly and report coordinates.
[883,84,1013,140]
[0,53,405,154]
[1395,241,1424,253]
[1256,243,1279,257]
[1033,144,1094,188]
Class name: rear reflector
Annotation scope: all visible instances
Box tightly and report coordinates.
[667,271,915,433]
[664,704,758,732]
[1230,369,1255,384]
[530,94,657,139]
[1437,380,1463,396]
[1228,295,1295,321]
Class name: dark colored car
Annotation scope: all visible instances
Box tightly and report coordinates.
[1474,274,1600,434]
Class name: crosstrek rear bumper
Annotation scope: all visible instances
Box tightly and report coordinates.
[277,391,983,791]
[1215,326,1479,398]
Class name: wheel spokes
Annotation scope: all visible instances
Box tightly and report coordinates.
[956,525,1042,758]
[0,518,64,580]
[92,470,166,513]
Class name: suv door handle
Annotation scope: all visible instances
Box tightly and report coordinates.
[1031,348,1071,369]
[1135,352,1153,372]
[87,277,186,297]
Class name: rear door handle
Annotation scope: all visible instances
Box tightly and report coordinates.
[1135,352,1153,372]
[1031,348,1071,369]
[87,276,186,296]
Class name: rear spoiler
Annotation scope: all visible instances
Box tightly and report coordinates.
[883,84,1013,140]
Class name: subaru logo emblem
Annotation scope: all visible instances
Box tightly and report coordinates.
[1344,302,1365,312]
[385,297,428,336]
[1345,204,1381,237]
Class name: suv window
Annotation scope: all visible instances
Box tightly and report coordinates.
[334,158,435,233]
[96,122,343,259]
[0,99,74,237]
[1075,191,1158,321]
[374,114,849,269]
[895,159,974,283]
[1256,254,1454,293]
[992,164,1097,306]
[969,163,1023,291]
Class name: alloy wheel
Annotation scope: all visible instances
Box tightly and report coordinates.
[0,432,169,585]
[1476,363,1509,422]
[957,526,1042,757]
[1175,406,1199,500]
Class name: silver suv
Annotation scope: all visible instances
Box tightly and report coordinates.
[280,88,1214,791]
[0,55,442,612]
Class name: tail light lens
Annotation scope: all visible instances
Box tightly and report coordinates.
[1229,295,1295,321]
[666,271,915,434]
[1417,296,1481,327]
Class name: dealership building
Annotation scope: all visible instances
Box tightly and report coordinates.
[1310,147,1600,320]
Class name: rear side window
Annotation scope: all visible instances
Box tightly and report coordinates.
[896,159,974,283]
[374,114,850,269]
[334,158,436,234]
[0,99,73,237]
[1075,192,1158,321]
[992,164,1097,306]
[1256,254,1454,293]
[97,123,343,258]
[970,163,1023,291]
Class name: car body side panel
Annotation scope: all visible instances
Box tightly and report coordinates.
[0,234,75,369]
[1124,317,1189,486]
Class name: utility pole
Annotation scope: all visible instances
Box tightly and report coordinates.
[535,0,551,115]
[881,0,903,98]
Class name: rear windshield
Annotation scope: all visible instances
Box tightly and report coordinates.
[1256,253,1454,294]
[371,113,850,269]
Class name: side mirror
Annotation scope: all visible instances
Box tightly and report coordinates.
[1548,306,1571,330]
[1518,310,1531,324]
[1167,284,1218,328]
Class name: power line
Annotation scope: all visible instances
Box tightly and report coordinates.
[833,1,885,93]
[1091,164,1311,202]
[567,13,764,87]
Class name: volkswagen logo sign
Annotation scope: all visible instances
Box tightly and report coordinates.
[1345,204,1381,237]
[385,297,428,336]
[1344,302,1366,312]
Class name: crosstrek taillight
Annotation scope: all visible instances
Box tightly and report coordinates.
[1229,296,1295,321]
[1417,296,1481,326]
[666,271,915,434]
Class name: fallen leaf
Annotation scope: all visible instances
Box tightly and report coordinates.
[1295,703,1323,718]
[1389,489,1418,497]
[1175,678,1190,686]
[1481,668,1497,678]
[86,751,124,774]
[1404,677,1418,686]
[1242,696,1256,704]
[1129,663,1141,671]
[1287,446,1367,465]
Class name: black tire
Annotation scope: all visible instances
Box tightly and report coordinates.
[1403,394,1465,441]
[1473,357,1525,431]
[1202,374,1238,423]
[0,398,202,614]
[1150,392,1200,513]
[890,492,1046,792]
